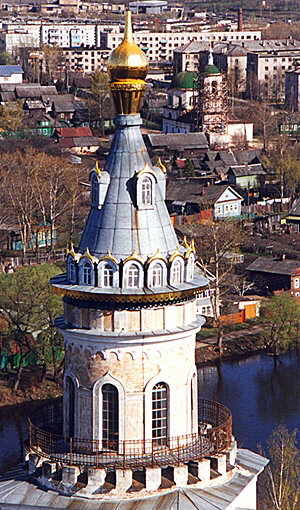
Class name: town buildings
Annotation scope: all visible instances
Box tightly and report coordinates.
[0,11,268,509]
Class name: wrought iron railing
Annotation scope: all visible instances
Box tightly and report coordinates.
[27,399,232,470]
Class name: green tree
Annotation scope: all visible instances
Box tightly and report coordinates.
[0,101,24,134]
[0,264,63,389]
[259,426,300,510]
[260,294,300,362]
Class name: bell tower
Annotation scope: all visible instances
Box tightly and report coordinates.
[23,12,268,505]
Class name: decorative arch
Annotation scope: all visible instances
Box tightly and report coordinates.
[186,366,198,434]
[123,260,144,289]
[147,259,167,288]
[98,259,119,288]
[78,257,95,286]
[63,372,79,438]
[170,256,184,285]
[144,373,173,441]
[136,171,156,209]
[92,373,125,450]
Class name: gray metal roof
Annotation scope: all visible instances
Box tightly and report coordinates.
[0,449,268,509]
[246,256,300,276]
[79,114,179,259]
[146,132,208,150]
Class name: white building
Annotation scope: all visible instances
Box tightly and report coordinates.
[41,23,97,47]
[0,64,23,83]
[0,28,40,53]
[101,29,262,63]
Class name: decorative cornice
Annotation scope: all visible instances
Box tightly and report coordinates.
[135,162,155,178]
[123,250,145,264]
[54,284,205,306]
[169,248,184,263]
[80,248,98,264]
[94,161,103,175]
[157,157,167,173]
[98,251,119,264]
[147,248,167,265]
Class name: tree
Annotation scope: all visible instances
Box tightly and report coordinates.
[0,51,15,65]
[0,101,24,134]
[260,294,300,363]
[177,220,244,351]
[0,264,63,389]
[0,147,87,252]
[263,136,300,200]
[41,44,64,84]
[90,70,112,135]
[230,275,255,296]
[259,426,300,510]
[247,101,276,152]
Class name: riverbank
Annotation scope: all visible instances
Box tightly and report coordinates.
[0,378,62,408]
[196,327,265,365]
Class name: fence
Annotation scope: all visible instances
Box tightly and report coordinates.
[28,399,232,471]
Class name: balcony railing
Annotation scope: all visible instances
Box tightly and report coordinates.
[27,399,232,470]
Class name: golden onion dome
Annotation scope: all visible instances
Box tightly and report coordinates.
[108,10,148,82]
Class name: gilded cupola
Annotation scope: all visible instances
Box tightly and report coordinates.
[108,10,149,115]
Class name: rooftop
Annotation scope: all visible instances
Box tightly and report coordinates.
[247,256,300,276]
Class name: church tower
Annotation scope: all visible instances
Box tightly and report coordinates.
[22,12,268,506]
[197,52,229,134]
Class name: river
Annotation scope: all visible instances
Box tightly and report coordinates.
[0,351,299,471]
[198,351,300,451]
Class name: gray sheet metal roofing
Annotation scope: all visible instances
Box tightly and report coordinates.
[246,256,300,276]
[0,449,268,509]
[79,114,179,259]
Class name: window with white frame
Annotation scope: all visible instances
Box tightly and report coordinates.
[171,259,182,285]
[152,382,168,446]
[68,258,77,283]
[103,263,114,287]
[151,263,163,287]
[294,278,300,288]
[186,254,194,281]
[141,176,152,205]
[127,264,140,288]
[83,262,93,285]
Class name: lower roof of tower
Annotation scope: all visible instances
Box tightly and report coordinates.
[51,271,207,305]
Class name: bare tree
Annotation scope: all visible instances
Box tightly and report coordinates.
[259,425,300,510]
[177,221,244,352]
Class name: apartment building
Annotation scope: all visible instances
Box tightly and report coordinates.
[100,29,261,63]
[41,23,97,47]
[63,47,110,73]
[0,28,40,53]
[246,39,300,101]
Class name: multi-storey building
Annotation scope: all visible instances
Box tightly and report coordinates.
[63,47,110,73]
[101,29,261,63]
[0,26,40,53]
[41,23,97,47]
[285,62,300,111]
[246,39,300,101]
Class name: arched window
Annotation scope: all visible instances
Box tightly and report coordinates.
[83,262,93,285]
[141,176,152,205]
[152,382,168,446]
[66,376,75,438]
[171,259,182,285]
[186,254,195,282]
[102,384,119,449]
[127,263,140,288]
[103,263,114,287]
[68,258,77,283]
[151,263,163,287]
[212,80,218,94]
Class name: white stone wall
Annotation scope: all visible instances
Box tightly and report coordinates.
[62,300,200,444]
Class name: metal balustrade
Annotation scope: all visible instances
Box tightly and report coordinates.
[27,399,232,470]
